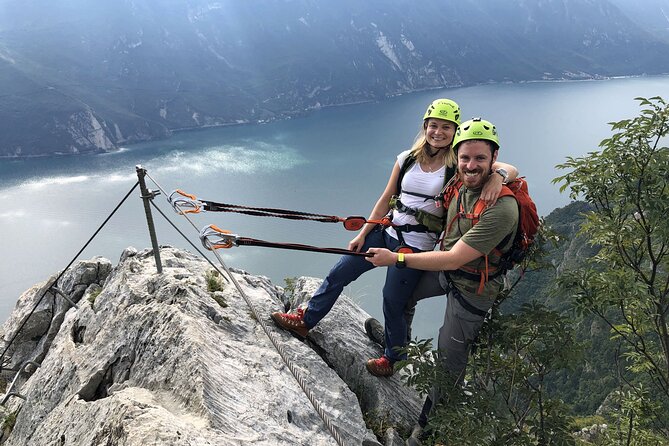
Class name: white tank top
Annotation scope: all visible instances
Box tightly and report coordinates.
[385,150,446,251]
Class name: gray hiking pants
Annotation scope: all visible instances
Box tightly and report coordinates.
[409,271,495,425]
[410,271,494,377]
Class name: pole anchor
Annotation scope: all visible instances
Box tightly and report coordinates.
[136,165,163,274]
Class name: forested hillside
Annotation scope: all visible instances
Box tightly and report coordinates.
[506,201,620,415]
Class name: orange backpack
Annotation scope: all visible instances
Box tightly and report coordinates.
[440,177,540,293]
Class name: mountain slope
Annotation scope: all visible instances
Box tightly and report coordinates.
[1,0,668,157]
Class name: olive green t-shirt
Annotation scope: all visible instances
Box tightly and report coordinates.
[442,186,519,301]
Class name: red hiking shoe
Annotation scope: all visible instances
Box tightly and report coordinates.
[271,308,309,338]
[366,355,394,377]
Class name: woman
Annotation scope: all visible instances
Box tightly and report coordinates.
[271,99,518,377]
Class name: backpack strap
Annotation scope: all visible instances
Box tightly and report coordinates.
[444,183,489,233]
[443,184,516,294]
[396,154,416,194]
[396,154,435,200]
[397,154,456,200]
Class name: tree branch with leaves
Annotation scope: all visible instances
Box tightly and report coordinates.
[554,96,669,440]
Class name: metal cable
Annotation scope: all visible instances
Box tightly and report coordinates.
[205,245,346,446]
[233,237,372,257]
[0,181,140,370]
[145,172,346,446]
[149,201,229,284]
[145,173,198,232]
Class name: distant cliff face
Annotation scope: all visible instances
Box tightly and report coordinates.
[0,247,420,445]
[0,0,668,157]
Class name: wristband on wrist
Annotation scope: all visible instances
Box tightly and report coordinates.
[396,252,406,269]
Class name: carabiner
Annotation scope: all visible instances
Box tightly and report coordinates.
[199,225,238,250]
[168,189,202,215]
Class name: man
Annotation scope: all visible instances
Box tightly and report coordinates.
[365,118,519,445]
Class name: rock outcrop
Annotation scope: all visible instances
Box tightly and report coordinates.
[0,246,422,445]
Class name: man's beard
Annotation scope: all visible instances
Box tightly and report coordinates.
[460,165,491,189]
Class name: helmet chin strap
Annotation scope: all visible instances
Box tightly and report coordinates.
[425,144,446,158]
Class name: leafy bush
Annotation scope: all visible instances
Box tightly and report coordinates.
[205,269,226,293]
[555,97,669,440]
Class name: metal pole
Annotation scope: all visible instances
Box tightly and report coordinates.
[136,165,163,273]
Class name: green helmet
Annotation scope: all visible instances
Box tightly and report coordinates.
[452,118,499,150]
[423,98,461,126]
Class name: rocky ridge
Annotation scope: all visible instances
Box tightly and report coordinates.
[0,246,422,445]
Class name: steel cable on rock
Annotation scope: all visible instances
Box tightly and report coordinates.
[0,181,140,370]
[148,202,230,284]
[145,172,346,446]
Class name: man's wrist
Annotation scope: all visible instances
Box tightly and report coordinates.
[494,168,509,183]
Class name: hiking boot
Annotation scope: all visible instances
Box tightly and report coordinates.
[364,317,385,347]
[271,308,309,338]
[366,355,394,377]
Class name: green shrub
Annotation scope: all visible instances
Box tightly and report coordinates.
[212,294,228,308]
[363,410,401,441]
[283,277,297,297]
[205,269,225,293]
[87,287,102,306]
[570,415,607,432]
[2,410,18,436]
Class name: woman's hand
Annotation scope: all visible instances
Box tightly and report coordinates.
[348,233,367,252]
[481,171,504,207]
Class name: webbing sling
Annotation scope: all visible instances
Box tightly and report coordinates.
[168,190,390,231]
[199,225,373,258]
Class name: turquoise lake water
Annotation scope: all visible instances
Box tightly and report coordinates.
[2,75,669,341]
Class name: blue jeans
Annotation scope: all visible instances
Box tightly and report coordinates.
[304,227,424,362]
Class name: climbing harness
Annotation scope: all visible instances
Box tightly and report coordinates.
[387,153,454,248]
[441,177,539,295]
[388,196,443,233]
[199,225,373,258]
[169,189,390,231]
[443,182,512,295]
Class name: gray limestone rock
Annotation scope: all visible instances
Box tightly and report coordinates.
[286,277,422,431]
[0,247,421,445]
[1,256,112,374]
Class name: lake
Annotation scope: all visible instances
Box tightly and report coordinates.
[2,75,669,341]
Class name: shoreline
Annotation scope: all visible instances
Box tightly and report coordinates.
[1,73,666,161]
